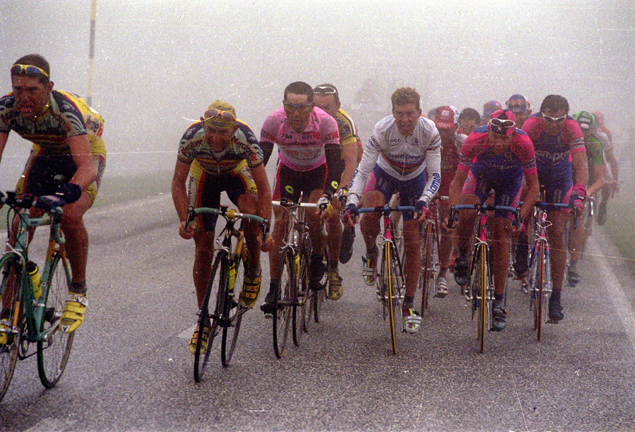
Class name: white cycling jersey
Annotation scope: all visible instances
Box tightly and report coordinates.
[347,115,441,206]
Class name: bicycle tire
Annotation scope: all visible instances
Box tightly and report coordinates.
[419,221,435,315]
[273,248,293,358]
[533,241,546,340]
[37,251,75,389]
[194,252,225,382]
[298,234,313,336]
[221,242,247,367]
[0,253,22,402]
[477,245,489,353]
[384,243,398,355]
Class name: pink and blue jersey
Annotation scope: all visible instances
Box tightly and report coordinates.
[259,106,339,172]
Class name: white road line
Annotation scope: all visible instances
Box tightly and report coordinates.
[588,241,635,351]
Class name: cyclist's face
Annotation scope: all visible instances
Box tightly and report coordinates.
[313,94,340,119]
[204,124,236,150]
[11,75,52,121]
[458,119,478,135]
[541,107,567,136]
[283,92,313,133]
[514,110,531,128]
[488,131,512,154]
[392,103,421,136]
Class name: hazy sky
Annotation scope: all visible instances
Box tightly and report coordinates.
[1,0,633,180]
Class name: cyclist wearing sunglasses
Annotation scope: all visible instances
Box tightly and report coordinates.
[312,83,362,300]
[0,54,106,334]
[172,100,273,352]
[344,87,442,334]
[566,111,605,287]
[259,81,341,314]
[481,100,502,125]
[521,94,588,322]
[505,94,532,128]
[449,109,539,331]
[457,107,481,136]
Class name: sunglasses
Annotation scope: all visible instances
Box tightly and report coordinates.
[490,118,515,128]
[313,85,338,95]
[506,99,528,109]
[283,102,313,113]
[203,108,235,122]
[10,64,49,78]
[541,113,567,123]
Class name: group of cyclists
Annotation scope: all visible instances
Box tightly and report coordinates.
[0,54,620,355]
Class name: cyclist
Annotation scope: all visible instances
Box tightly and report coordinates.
[450,109,539,331]
[432,106,466,297]
[505,94,532,128]
[566,111,605,286]
[259,81,341,314]
[521,95,588,322]
[313,83,361,300]
[171,100,273,353]
[593,111,619,226]
[0,54,106,337]
[343,87,441,334]
[458,107,480,136]
[481,100,502,125]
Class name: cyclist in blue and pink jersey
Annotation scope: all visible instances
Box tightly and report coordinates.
[481,100,502,125]
[505,94,532,129]
[259,81,341,315]
[450,109,539,331]
[521,94,588,322]
[343,87,441,334]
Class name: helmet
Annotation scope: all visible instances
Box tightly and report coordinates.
[434,105,459,129]
[488,110,517,136]
[482,100,502,120]
[573,111,596,131]
[505,94,530,114]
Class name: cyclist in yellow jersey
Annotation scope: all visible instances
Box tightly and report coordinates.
[0,54,106,336]
[313,83,360,300]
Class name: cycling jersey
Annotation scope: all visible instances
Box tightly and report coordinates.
[177,120,263,175]
[438,133,466,202]
[260,106,340,172]
[0,90,106,156]
[336,108,360,151]
[571,133,604,187]
[348,115,441,206]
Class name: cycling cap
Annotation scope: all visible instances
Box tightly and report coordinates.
[203,100,236,129]
[505,94,530,114]
[593,111,604,124]
[488,110,517,136]
[434,105,458,129]
[482,100,502,119]
[573,111,595,130]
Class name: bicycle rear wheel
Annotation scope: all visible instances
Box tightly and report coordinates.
[273,248,293,358]
[532,241,547,340]
[221,243,247,367]
[194,253,225,382]
[38,251,75,389]
[0,254,21,402]
[384,243,398,355]
[419,222,436,315]
[475,245,490,353]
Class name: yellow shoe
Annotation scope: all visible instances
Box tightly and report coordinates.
[189,324,211,355]
[60,294,88,333]
[239,269,262,309]
[327,270,343,300]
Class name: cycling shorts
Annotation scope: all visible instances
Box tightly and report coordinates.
[362,165,427,222]
[16,147,106,203]
[462,165,522,219]
[538,169,573,211]
[272,162,327,202]
[188,159,257,232]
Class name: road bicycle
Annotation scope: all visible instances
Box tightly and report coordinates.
[358,205,414,355]
[450,203,519,353]
[186,205,269,381]
[0,191,74,402]
[418,196,447,316]
[271,197,326,359]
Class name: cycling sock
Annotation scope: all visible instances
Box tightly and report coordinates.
[70,281,87,295]
[494,293,504,303]
[550,289,561,302]
[366,245,378,260]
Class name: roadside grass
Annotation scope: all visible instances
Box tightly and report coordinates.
[602,187,635,274]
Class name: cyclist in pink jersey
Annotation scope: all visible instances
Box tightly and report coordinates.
[450,110,539,331]
[259,81,341,315]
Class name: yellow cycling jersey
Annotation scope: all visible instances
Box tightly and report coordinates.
[336,108,361,151]
[0,90,106,156]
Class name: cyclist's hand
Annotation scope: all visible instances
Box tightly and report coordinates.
[57,183,82,205]
[334,187,348,207]
[316,194,331,217]
[414,200,428,222]
[570,183,587,211]
[179,220,196,239]
[511,221,525,236]
[441,216,457,232]
[261,234,275,252]
[612,180,619,195]
[36,194,66,211]
[342,203,358,227]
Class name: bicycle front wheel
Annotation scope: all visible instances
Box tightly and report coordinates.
[476,245,490,353]
[37,251,75,389]
[273,248,293,358]
[297,235,312,339]
[0,253,22,402]
[532,241,547,340]
[221,243,247,367]
[419,222,436,315]
[194,253,225,382]
[384,243,398,355]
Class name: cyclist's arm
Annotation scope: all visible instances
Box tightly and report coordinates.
[448,168,468,208]
[604,147,619,183]
[587,163,605,197]
[521,171,540,220]
[347,142,380,206]
[250,163,272,220]
[571,151,589,190]
[67,134,98,191]
[324,143,342,196]
[339,142,358,191]
[0,132,8,164]
[419,145,441,206]
[260,141,274,167]
[171,159,191,225]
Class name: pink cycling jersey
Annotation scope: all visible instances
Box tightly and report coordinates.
[260,106,339,172]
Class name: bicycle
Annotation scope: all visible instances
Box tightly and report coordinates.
[418,196,447,316]
[357,205,414,355]
[186,205,269,381]
[450,203,519,353]
[0,191,74,402]
[271,197,326,359]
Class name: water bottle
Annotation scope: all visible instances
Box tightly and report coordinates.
[294,253,300,277]
[27,261,42,298]
[228,258,237,292]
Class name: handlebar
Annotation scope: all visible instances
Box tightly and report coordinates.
[357,205,416,215]
[186,206,270,243]
[448,203,520,230]
[0,191,65,244]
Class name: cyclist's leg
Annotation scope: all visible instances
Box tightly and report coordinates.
[566,202,586,286]
[490,216,512,331]
[454,169,484,286]
[436,202,452,296]
[546,210,569,320]
[326,197,344,300]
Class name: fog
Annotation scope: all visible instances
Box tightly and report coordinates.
[1,0,633,183]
